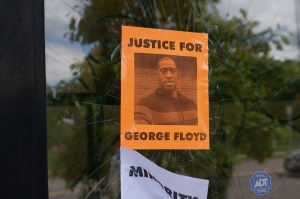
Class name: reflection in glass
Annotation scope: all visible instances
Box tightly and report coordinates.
[46,0,300,198]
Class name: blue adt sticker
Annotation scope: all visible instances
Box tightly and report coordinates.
[250,171,272,196]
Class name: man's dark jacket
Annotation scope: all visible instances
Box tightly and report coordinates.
[135,88,198,125]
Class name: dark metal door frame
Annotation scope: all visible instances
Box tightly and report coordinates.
[0,0,48,198]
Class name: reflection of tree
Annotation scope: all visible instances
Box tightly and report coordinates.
[48,0,300,198]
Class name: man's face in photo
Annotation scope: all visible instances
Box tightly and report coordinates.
[156,57,177,93]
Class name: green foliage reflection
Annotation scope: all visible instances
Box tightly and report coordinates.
[47,0,300,198]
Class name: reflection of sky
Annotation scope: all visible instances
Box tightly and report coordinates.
[45,0,299,85]
[217,0,299,60]
[45,0,85,86]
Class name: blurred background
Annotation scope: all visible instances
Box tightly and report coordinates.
[45,0,300,198]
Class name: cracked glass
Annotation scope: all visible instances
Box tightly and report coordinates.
[46,0,300,198]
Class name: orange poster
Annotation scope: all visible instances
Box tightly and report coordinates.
[121,26,209,149]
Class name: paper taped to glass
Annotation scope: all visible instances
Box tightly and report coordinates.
[121,147,209,199]
[121,26,209,149]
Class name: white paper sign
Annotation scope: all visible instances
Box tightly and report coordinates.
[121,147,209,199]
